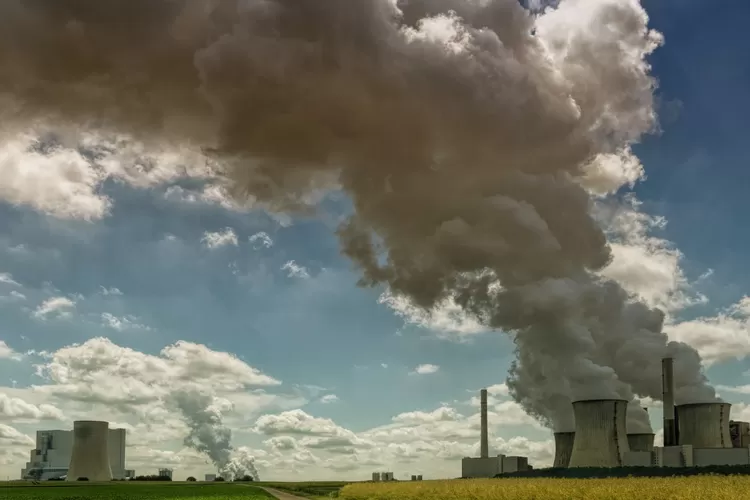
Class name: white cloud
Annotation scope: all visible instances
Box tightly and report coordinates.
[99,286,123,296]
[380,291,486,340]
[0,135,111,220]
[411,364,440,375]
[33,296,76,320]
[319,395,339,404]
[0,342,20,361]
[0,273,20,287]
[597,197,706,314]
[201,228,239,249]
[281,260,310,279]
[666,297,750,366]
[249,232,274,249]
[254,410,344,437]
[0,424,34,447]
[0,393,64,422]
[100,313,151,332]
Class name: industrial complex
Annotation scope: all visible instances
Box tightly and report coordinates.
[21,421,132,481]
[463,357,750,478]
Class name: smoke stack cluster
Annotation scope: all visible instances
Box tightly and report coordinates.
[0,0,720,429]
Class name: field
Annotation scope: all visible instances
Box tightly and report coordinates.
[255,481,350,498]
[0,482,273,499]
[339,477,750,500]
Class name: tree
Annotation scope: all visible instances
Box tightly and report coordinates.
[214,477,225,482]
[187,476,197,482]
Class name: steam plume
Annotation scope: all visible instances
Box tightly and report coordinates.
[0,0,718,429]
[173,391,259,481]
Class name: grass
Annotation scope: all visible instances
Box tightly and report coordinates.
[0,482,274,499]
[339,476,750,500]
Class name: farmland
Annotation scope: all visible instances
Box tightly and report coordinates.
[0,482,274,499]
[255,481,350,498]
[339,477,750,500]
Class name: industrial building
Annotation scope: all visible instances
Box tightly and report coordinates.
[21,423,127,481]
[551,357,750,470]
[158,468,173,479]
[462,388,531,478]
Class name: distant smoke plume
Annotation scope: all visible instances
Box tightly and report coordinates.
[0,0,718,430]
[172,391,259,481]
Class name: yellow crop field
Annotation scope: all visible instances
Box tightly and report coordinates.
[340,476,750,500]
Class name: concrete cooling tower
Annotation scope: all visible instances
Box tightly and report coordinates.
[569,399,630,468]
[627,433,655,452]
[676,403,733,449]
[553,432,575,468]
[66,421,113,482]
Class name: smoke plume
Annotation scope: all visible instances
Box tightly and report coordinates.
[172,391,259,481]
[0,0,718,430]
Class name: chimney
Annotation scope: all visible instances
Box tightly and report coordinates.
[480,389,489,458]
[662,357,676,446]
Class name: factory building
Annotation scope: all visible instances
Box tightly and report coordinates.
[21,424,127,480]
[550,357,750,470]
[462,389,531,478]
[158,468,173,479]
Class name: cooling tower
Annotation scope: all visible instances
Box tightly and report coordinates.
[627,433,655,452]
[553,432,575,468]
[66,421,113,482]
[662,358,677,446]
[569,399,630,468]
[480,389,489,458]
[676,403,732,448]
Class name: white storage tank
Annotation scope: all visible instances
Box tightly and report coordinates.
[569,399,629,468]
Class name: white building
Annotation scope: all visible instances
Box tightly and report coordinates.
[21,428,127,480]
[158,468,173,479]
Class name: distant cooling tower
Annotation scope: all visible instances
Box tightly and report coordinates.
[553,432,575,468]
[627,433,655,452]
[676,403,732,448]
[569,399,629,468]
[67,421,113,482]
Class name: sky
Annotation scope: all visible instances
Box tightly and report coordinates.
[1,0,750,482]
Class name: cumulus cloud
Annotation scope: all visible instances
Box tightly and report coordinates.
[0,341,20,361]
[380,291,486,339]
[667,297,750,366]
[281,261,310,279]
[0,393,64,422]
[411,364,440,375]
[33,296,76,320]
[254,410,344,437]
[0,424,34,447]
[201,228,239,249]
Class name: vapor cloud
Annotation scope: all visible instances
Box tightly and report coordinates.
[0,0,717,430]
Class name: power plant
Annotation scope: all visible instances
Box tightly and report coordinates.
[463,357,750,478]
[22,422,128,481]
[549,358,750,471]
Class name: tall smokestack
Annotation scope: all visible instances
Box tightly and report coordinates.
[662,357,676,446]
[480,389,489,458]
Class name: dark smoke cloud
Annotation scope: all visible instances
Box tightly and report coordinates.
[0,0,717,430]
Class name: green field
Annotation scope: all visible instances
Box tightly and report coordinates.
[0,482,274,499]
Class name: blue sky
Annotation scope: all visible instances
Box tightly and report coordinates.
[1,0,750,482]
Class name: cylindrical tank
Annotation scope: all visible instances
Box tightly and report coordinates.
[67,421,113,482]
[627,433,655,452]
[553,432,575,468]
[676,403,732,448]
[569,399,629,468]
